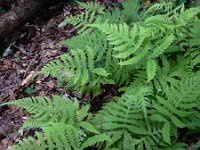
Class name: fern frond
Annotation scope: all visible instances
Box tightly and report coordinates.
[81,134,110,149]
[147,59,157,82]
[162,122,171,144]
[189,21,200,47]
[101,8,122,24]
[180,7,200,21]
[1,96,58,128]
[93,85,158,148]
[77,1,104,14]
[60,31,107,52]
[144,2,173,17]
[168,73,200,109]
[9,124,87,150]
[150,34,174,58]
[122,0,141,23]
[145,15,174,32]
[92,23,151,67]
[152,72,200,131]
[3,96,110,150]
[1,96,88,129]
[80,121,99,134]
[38,46,113,96]
[63,2,104,34]
[9,132,47,150]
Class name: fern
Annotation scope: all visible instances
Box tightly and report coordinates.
[92,85,188,149]
[162,122,171,144]
[144,2,173,17]
[1,1,200,149]
[93,86,152,148]
[1,96,110,150]
[122,0,141,24]
[63,2,104,34]
[147,59,157,82]
[38,46,113,96]
[189,20,200,47]
[151,73,200,128]
[91,23,149,60]
[77,1,105,14]
[41,0,200,91]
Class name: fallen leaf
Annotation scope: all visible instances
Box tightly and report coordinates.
[46,81,55,88]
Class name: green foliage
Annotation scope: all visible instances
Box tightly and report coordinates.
[39,0,200,95]
[24,84,36,95]
[37,44,115,96]
[91,72,200,149]
[0,0,6,14]
[0,96,110,150]
[0,6,6,14]
[63,1,105,34]
[1,0,200,149]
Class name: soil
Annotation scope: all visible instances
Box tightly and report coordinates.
[0,2,82,149]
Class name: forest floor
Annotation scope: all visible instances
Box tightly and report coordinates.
[0,0,119,148]
[0,0,199,149]
[0,1,86,149]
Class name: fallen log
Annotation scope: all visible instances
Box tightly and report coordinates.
[0,0,61,55]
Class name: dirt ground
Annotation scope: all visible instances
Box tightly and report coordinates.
[0,2,82,149]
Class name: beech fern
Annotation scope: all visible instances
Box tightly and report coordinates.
[1,0,200,149]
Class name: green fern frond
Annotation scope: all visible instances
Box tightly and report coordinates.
[1,96,58,127]
[2,96,110,150]
[81,134,110,149]
[167,73,200,110]
[124,85,153,120]
[145,15,174,32]
[151,73,200,131]
[144,2,173,17]
[150,34,174,58]
[92,85,158,148]
[60,31,107,51]
[92,23,150,66]
[1,1,200,150]
[9,123,108,150]
[147,59,157,82]
[63,2,104,34]
[37,48,91,93]
[59,31,115,71]
[1,96,89,128]
[189,21,200,47]
[122,0,141,23]
[162,122,171,144]
[101,8,122,24]
[77,1,105,14]
[9,132,47,150]
[180,7,200,21]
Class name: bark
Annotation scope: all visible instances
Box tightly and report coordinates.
[0,0,62,55]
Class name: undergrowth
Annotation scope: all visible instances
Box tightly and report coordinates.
[1,0,200,149]
[0,7,6,14]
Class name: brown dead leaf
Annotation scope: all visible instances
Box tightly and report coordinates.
[46,80,55,88]
[1,139,9,150]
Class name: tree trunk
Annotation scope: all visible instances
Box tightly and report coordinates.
[0,0,61,55]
